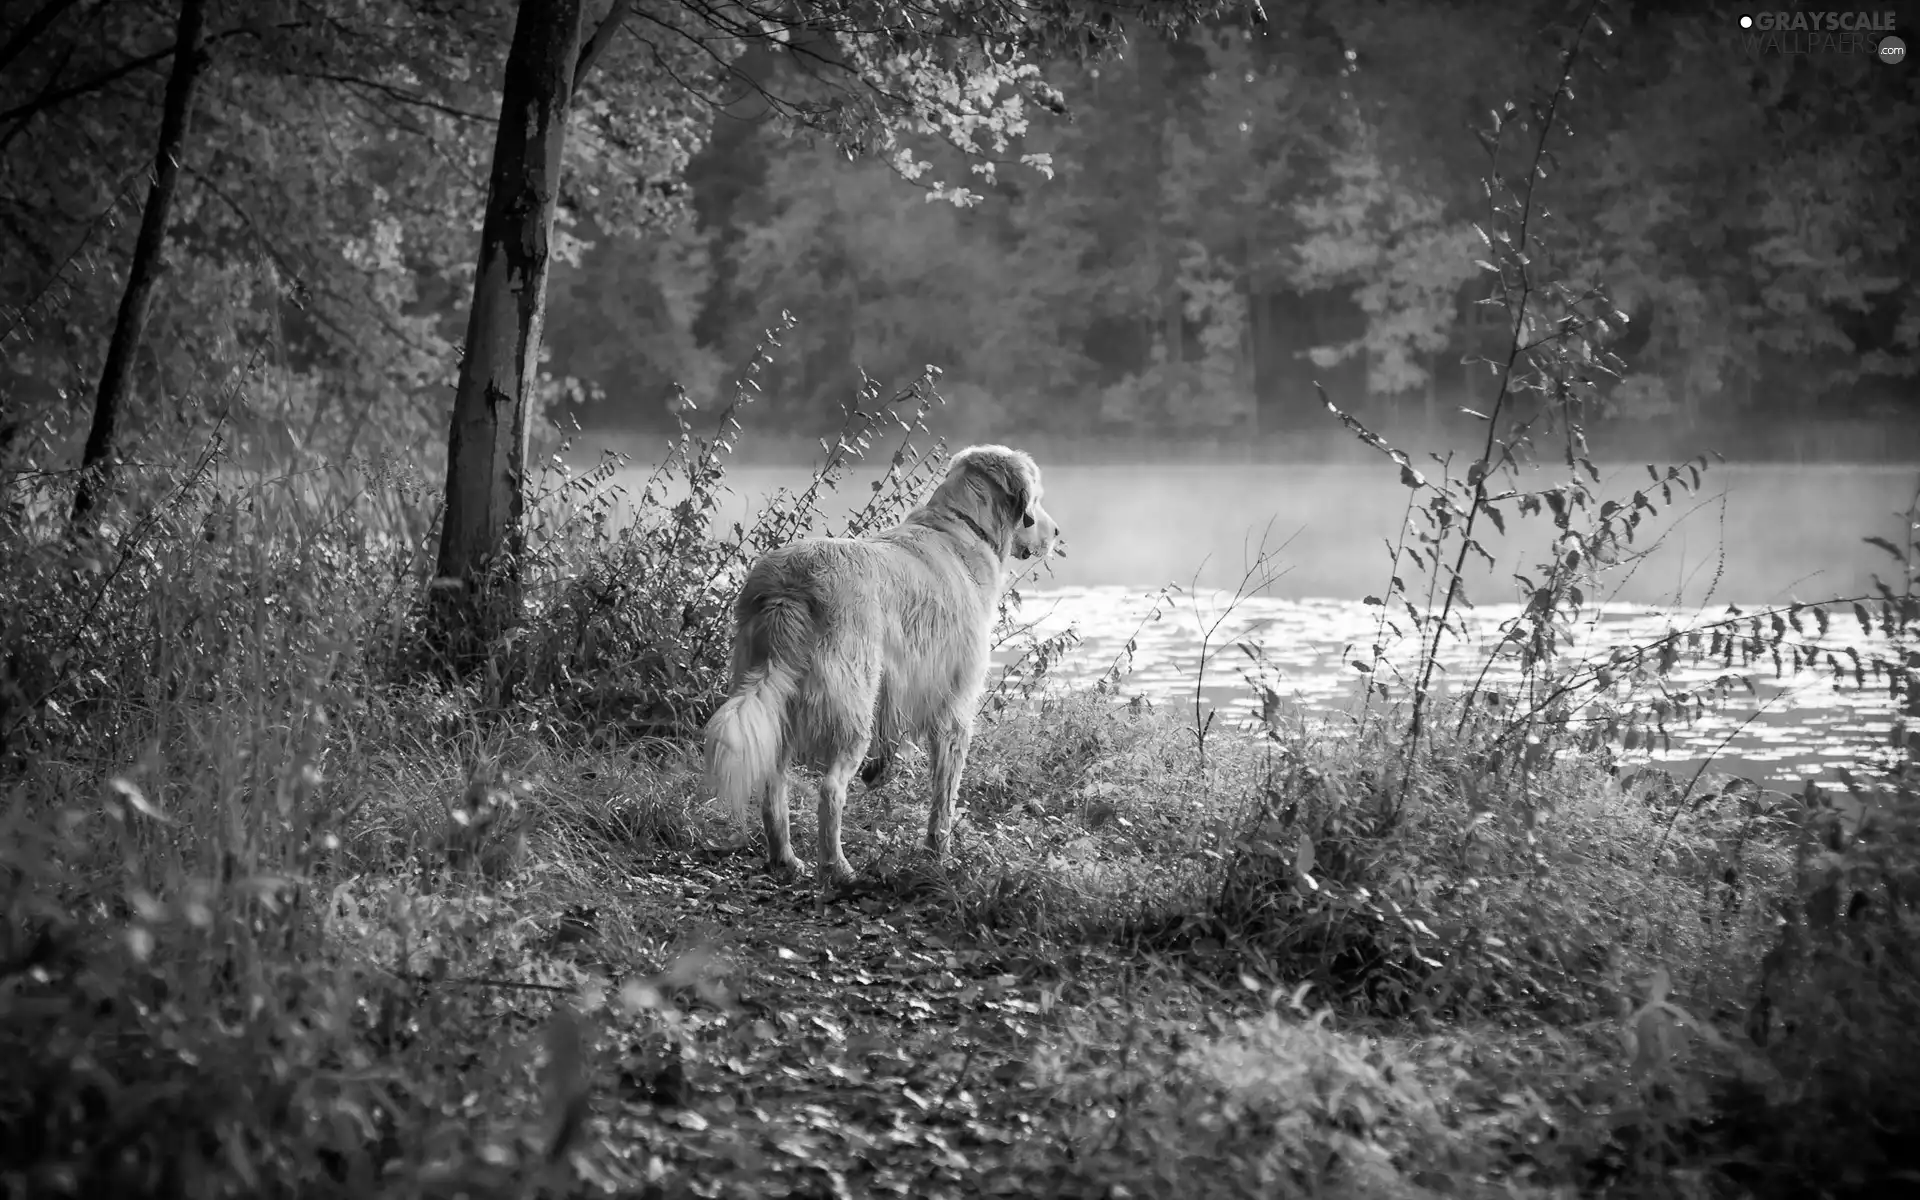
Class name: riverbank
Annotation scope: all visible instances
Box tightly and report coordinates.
[6,671,1913,1198]
[5,424,1914,1197]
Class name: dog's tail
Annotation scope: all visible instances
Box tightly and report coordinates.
[704,594,813,828]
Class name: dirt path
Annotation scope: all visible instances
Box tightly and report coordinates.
[573,848,1148,1200]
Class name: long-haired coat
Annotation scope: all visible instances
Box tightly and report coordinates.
[704,445,1063,884]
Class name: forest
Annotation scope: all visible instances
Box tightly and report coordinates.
[4,0,1917,471]
[3,1,1919,1198]
[573,4,1920,459]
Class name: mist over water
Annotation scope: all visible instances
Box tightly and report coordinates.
[620,459,1914,605]
[604,458,1917,787]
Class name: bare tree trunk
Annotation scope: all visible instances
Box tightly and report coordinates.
[71,0,207,528]
[431,0,588,668]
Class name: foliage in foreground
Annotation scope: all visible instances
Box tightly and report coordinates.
[2,399,1917,1198]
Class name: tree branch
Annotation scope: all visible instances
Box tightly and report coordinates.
[574,0,630,84]
[0,0,81,80]
[290,70,498,123]
[0,23,309,126]
[179,163,309,299]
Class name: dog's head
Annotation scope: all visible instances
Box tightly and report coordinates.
[944,444,1064,562]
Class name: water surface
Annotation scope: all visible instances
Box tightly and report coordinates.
[998,584,1900,788]
[599,459,1915,786]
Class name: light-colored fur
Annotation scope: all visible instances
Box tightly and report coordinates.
[703,445,1064,884]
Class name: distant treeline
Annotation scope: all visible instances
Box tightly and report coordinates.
[3,1,1914,469]
[547,3,1919,455]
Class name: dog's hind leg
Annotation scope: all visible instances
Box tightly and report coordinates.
[804,638,880,891]
[860,685,902,804]
[761,755,804,879]
[925,713,974,863]
[816,753,860,889]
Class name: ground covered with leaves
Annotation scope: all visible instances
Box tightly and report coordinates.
[294,812,1614,1200]
[7,643,1920,1200]
[567,853,1154,1199]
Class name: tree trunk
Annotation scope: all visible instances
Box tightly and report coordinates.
[70,0,207,528]
[432,0,586,668]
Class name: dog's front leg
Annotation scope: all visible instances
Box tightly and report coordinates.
[926,716,973,862]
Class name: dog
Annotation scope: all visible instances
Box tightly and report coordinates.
[703,445,1064,885]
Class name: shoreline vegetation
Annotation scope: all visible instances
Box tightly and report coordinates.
[2,383,1916,1196]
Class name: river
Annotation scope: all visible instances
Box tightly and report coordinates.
[603,457,1916,787]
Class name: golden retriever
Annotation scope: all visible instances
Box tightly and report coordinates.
[704,445,1063,884]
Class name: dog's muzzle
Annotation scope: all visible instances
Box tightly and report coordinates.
[1018,536,1064,561]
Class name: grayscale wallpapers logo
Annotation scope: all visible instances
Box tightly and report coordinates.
[1735,11,1907,60]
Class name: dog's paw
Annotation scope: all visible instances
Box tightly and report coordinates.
[766,853,807,881]
[823,858,858,889]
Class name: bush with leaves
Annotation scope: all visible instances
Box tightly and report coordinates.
[1717,483,1920,1197]
[0,393,755,1197]
[0,429,428,770]
[0,429,533,1195]
[1135,3,1698,1017]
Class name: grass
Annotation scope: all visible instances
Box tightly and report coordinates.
[4,428,1915,1200]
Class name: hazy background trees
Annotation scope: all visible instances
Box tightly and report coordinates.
[561,0,1920,460]
[3,0,1916,486]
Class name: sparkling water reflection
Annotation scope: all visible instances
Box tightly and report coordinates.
[998,585,1902,786]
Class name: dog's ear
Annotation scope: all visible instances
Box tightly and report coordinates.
[955,447,1031,520]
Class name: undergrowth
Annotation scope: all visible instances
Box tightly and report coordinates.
[8,389,1905,1194]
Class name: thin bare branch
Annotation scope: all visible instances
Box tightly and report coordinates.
[0,0,81,80]
[574,0,631,83]
[291,70,497,123]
